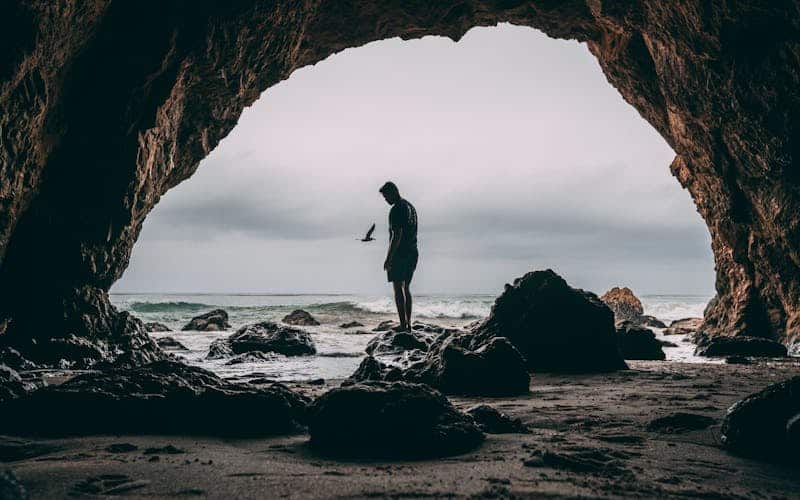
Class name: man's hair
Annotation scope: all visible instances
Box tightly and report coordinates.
[379,181,399,196]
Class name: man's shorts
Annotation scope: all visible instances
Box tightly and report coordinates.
[387,250,419,283]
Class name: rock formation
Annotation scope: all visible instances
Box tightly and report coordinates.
[663,318,703,336]
[207,321,316,359]
[281,309,320,326]
[471,270,628,373]
[601,287,644,323]
[308,381,484,458]
[1,2,799,361]
[0,361,309,436]
[615,321,666,360]
[695,335,787,358]
[181,309,230,331]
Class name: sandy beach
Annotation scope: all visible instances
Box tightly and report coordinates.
[5,359,799,499]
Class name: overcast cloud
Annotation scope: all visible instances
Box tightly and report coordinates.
[113,24,714,296]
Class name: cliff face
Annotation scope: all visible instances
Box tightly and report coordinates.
[0,1,798,363]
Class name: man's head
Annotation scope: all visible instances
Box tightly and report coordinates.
[379,181,401,205]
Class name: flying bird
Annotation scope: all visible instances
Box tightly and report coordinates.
[359,223,376,242]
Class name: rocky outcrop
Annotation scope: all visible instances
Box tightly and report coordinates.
[181,309,230,332]
[615,321,665,361]
[144,322,171,332]
[601,287,644,323]
[721,376,800,462]
[663,318,703,336]
[207,321,315,359]
[1,2,799,360]
[471,270,627,373]
[281,309,320,326]
[308,381,484,458]
[695,336,787,358]
[0,361,309,436]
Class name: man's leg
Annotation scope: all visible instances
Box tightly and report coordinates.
[393,281,408,330]
[403,280,412,328]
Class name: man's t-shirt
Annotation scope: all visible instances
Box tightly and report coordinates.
[389,198,418,255]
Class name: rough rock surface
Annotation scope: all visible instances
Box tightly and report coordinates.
[144,322,171,332]
[695,335,787,358]
[721,376,800,461]
[365,329,432,356]
[0,361,309,436]
[615,321,665,361]
[471,270,627,373]
[155,336,188,351]
[308,381,484,458]
[466,404,529,434]
[664,318,704,336]
[600,287,644,323]
[1,2,799,356]
[207,321,316,359]
[281,309,320,326]
[181,309,230,332]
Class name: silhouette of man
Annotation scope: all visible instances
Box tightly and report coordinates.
[380,182,418,332]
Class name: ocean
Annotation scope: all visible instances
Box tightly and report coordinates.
[111,293,714,381]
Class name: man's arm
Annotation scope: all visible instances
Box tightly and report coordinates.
[384,227,403,270]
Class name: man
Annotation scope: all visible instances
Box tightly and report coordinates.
[380,181,418,332]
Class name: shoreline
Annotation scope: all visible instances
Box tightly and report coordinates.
[6,359,800,498]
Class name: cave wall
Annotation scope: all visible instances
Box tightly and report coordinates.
[0,0,798,362]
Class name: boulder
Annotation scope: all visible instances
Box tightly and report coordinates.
[0,361,309,436]
[721,376,800,461]
[600,287,644,323]
[615,321,665,360]
[471,270,628,373]
[207,321,316,359]
[663,318,703,335]
[308,381,484,458]
[224,352,276,365]
[155,337,188,351]
[339,321,364,329]
[695,336,787,358]
[282,309,320,326]
[144,322,171,332]
[181,309,230,331]
[466,405,529,434]
[365,329,432,356]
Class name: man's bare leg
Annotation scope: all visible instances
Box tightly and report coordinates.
[393,281,408,330]
[403,280,412,328]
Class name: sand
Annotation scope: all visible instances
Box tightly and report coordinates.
[3,360,799,499]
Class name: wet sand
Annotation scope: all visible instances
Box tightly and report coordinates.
[4,360,799,499]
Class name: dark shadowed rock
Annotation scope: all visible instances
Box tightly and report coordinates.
[0,469,27,500]
[155,337,188,351]
[308,381,484,458]
[339,321,364,329]
[0,361,309,436]
[659,340,679,348]
[207,322,315,359]
[224,352,276,365]
[721,376,800,462]
[646,413,716,433]
[0,365,29,404]
[365,330,432,356]
[472,270,627,373]
[615,321,665,361]
[695,336,787,358]
[144,322,171,332]
[664,318,703,336]
[181,309,230,332]
[282,309,320,326]
[601,287,644,323]
[466,405,529,434]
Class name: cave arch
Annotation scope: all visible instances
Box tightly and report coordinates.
[0,1,798,364]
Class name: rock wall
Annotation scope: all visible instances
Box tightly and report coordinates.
[0,1,798,361]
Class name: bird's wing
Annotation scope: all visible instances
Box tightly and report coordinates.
[366,223,375,239]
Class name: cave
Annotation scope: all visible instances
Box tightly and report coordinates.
[1,1,799,368]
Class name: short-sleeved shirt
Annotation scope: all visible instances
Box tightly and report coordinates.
[389,198,418,255]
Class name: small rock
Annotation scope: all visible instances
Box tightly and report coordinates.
[282,309,320,326]
[181,309,230,332]
[663,318,703,335]
[466,405,529,434]
[144,322,171,332]
[207,322,316,358]
[144,445,184,455]
[155,337,188,351]
[339,321,364,329]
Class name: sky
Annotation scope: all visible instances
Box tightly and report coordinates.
[113,24,715,297]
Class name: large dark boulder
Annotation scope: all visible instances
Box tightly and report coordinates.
[207,321,316,359]
[615,321,666,361]
[471,270,628,373]
[721,376,800,462]
[695,336,787,358]
[600,286,644,323]
[308,381,484,458]
[181,309,230,331]
[0,361,309,436]
[282,309,320,326]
